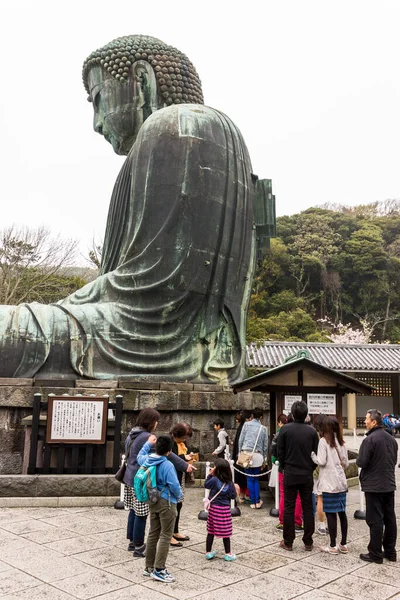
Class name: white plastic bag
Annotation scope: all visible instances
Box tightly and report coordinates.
[268,462,279,488]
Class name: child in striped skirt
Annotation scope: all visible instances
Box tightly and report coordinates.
[205,459,239,561]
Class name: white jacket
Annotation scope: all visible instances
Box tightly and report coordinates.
[311,437,349,494]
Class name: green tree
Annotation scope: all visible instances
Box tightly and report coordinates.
[246,201,400,345]
[247,308,328,343]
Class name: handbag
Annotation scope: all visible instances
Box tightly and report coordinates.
[203,483,225,511]
[115,462,126,483]
[115,437,135,482]
[236,424,264,468]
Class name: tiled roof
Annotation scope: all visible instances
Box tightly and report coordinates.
[246,342,400,372]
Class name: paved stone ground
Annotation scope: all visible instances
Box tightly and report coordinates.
[1,437,400,599]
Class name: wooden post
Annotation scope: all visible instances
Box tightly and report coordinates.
[28,393,42,475]
[113,395,123,473]
[391,375,400,415]
[346,393,357,430]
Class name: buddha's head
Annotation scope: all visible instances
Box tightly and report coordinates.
[83,35,204,155]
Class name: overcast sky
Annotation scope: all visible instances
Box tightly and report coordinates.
[1,0,399,261]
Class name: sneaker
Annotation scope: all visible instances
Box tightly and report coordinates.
[317,525,327,535]
[143,567,154,577]
[338,544,348,554]
[295,525,304,533]
[127,541,135,551]
[133,544,146,558]
[275,523,284,531]
[151,568,176,583]
[224,553,237,561]
[205,551,216,560]
[321,545,339,554]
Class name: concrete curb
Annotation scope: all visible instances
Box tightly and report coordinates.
[0,495,120,508]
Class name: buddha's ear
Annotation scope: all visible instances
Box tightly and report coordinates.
[131,60,159,116]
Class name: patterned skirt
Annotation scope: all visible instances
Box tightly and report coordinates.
[207,504,232,538]
[322,491,347,514]
[124,484,149,517]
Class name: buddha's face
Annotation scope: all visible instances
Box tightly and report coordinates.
[88,66,145,155]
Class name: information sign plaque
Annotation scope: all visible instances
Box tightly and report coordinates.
[307,393,336,415]
[46,396,108,444]
[284,395,303,413]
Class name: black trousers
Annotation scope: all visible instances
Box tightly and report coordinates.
[365,491,397,560]
[174,502,182,534]
[283,474,314,547]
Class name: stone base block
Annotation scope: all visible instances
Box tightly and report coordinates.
[0,495,119,508]
[0,475,120,497]
[0,381,269,479]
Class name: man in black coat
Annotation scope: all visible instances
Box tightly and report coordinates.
[277,401,319,551]
[357,408,398,564]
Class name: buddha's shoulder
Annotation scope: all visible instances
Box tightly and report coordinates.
[142,104,239,139]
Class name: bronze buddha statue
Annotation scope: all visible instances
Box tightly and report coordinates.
[0,35,271,385]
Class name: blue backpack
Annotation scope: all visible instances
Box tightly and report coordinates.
[134,464,158,503]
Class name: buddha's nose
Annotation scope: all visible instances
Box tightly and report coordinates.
[94,115,103,135]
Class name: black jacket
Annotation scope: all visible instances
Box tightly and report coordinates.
[276,421,319,477]
[172,440,186,484]
[356,426,397,493]
[232,422,244,462]
[123,427,188,487]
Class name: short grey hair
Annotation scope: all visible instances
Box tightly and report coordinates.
[367,409,382,425]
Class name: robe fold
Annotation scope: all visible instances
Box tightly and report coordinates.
[0,104,255,384]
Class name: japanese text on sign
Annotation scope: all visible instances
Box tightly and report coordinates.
[284,395,302,414]
[307,393,336,415]
[50,399,105,441]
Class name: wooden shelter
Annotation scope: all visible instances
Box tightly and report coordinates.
[235,350,373,433]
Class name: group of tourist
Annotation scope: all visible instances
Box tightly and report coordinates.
[121,403,398,584]
[122,408,197,581]
[274,401,397,564]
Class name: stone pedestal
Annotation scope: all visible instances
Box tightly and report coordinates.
[0,378,269,486]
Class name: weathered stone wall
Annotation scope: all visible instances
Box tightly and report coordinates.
[0,378,269,476]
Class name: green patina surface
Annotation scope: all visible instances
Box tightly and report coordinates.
[0,34,276,384]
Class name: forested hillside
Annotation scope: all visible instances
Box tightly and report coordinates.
[248,200,400,345]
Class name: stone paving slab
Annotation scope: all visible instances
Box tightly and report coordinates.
[2,584,75,600]
[235,571,313,599]
[2,474,400,599]
[321,573,398,600]
[0,569,41,596]
[142,569,222,599]
[44,536,110,556]
[193,586,263,600]
[50,569,132,600]
[236,548,295,572]
[85,528,128,550]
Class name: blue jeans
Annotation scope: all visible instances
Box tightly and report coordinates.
[127,509,147,546]
[245,467,261,504]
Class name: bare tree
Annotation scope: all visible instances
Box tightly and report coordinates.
[0,225,79,305]
[87,238,103,270]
